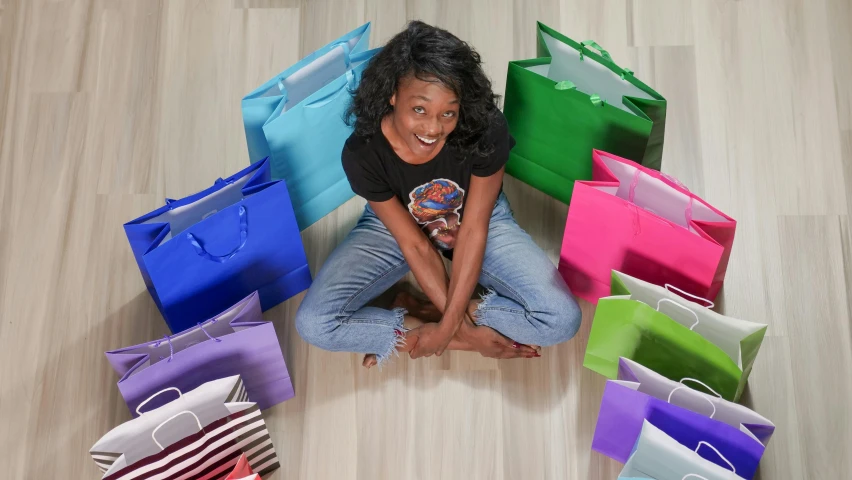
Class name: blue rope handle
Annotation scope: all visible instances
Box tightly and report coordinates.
[186,205,248,263]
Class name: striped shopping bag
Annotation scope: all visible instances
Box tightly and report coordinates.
[89,376,279,480]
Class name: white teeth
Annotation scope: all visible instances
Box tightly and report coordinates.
[416,134,437,144]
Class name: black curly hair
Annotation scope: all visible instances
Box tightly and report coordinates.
[345,20,501,159]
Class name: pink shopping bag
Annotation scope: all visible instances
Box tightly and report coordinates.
[559,150,736,303]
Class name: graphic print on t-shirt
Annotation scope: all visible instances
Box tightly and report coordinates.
[407,179,466,250]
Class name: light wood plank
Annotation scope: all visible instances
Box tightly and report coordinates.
[633,46,705,197]
[414,371,504,480]
[233,0,300,8]
[825,0,852,130]
[364,0,407,47]
[154,0,244,196]
[778,215,852,477]
[84,0,163,194]
[740,336,806,480]
[557,0,630,64]
[511,0,560,59]
[16,0,92,92]
[627,0,693,47]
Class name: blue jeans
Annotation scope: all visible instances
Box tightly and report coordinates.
[295,193,582,364]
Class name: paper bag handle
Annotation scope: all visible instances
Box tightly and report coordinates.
[136,387,182,415]
[579,40,612,61]
[678,378,723,398]
[667,386,717,419]
[305,70,357,109]
[330,40,352,67]
[186,205,248,263]
[656,298,699,330]
[665,284,715,308]
[276,40,352,96]
[152,411,202,450]
[695,441,736,473]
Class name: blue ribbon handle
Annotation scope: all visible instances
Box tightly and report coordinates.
[186,205,248,263]
[330,40,352,68]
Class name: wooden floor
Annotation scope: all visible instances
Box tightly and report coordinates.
[1,0,851,478]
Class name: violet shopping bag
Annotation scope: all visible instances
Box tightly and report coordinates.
[620,421,743,480]
[89,376,280,480]
[559,150,736,303]
[106,292,294,416]
[584,271,767,401]
[593,380,764,478]
[124,158,311,332]
[613,357,775,445]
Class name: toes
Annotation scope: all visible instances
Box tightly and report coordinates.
[362,354,377,368]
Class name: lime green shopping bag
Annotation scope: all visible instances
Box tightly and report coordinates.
[503,22,667,204]
[583,271,767,401]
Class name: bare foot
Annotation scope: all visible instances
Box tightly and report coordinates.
[362,314,422,369]
[391,291,442,323]
[362,354,377,368]
[362,293,540,368]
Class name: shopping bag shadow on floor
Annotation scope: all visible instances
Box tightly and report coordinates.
[7,291,167,476]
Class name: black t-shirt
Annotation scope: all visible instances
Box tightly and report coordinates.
[342,112,515,251]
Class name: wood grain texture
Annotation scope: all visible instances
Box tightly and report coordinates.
[627,0,693,47]
[1,0,850,478]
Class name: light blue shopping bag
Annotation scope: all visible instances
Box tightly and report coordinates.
[242,23,379,230]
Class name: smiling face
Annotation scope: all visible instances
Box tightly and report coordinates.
[387,74,460,162]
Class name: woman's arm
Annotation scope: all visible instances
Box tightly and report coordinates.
[369,198,451,312]
[442,168,505,330]
[408,167,506,358]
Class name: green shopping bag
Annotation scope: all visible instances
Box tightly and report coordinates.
[583,271,767,401]
[503,22,667,204]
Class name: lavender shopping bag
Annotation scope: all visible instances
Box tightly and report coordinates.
[593,379,765,479]
[106,292,294,416]
[615,357,775,445]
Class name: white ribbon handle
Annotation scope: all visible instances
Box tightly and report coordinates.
[695,441,736,474]
[656,298,700,330]
[678,378,723,398]
[683,475,708,480]
[665,284,715,308]
[136,387,182,415]
[667,386,717,419]
[151,411,202,450]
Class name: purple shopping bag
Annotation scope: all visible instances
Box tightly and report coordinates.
[593,380,765,479]
[106,291,294,416]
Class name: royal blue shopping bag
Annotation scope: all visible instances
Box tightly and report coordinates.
[124,158,312,333]
[242,22,379,230]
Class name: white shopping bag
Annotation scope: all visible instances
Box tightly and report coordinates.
[620,421,742,480]
[90,376,279,480]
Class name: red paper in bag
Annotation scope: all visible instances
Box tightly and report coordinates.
[226,454,260,480]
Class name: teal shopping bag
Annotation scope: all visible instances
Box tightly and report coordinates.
[242,23,377,230]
